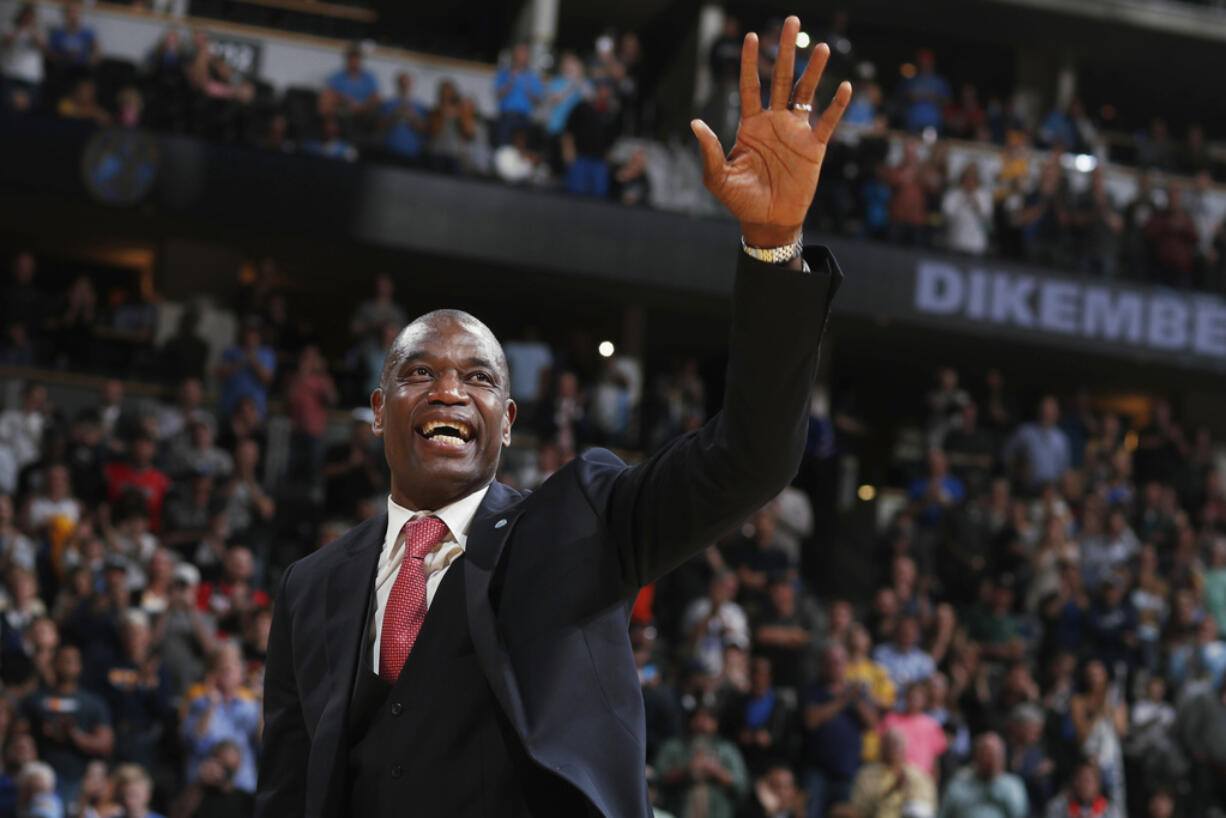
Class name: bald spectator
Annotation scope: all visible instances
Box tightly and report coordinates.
[851,728,937,818]
[180,644,259,795]
[938,734,1028,818]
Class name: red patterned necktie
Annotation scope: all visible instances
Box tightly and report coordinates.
[379,516,449,682]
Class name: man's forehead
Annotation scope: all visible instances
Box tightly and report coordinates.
[397,316,499,357]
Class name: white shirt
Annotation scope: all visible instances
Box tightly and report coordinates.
[370,485,489,672]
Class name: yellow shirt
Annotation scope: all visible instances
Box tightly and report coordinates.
[846,658,896,761]
[850,762,936,818]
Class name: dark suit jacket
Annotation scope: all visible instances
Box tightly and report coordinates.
[256,247,842,818]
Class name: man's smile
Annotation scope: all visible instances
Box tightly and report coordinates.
[415,418,475,450]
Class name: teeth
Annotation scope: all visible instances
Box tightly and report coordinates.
[431,434,467,448]
[420,420,472,440]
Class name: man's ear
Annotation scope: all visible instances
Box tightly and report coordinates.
[502,399,517,447]
[371,388,385,437]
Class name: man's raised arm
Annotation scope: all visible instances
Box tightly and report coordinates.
[593,15,851,589]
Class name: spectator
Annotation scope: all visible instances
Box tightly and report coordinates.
[284,344,335,485]
[754,577,822,692]
[379,72,428,165]
[0,381,48,475]
[167,420,233,484]
[214,319,275,420]
[46,2,96,73]
[153,562,216,696]
[217,439,273,555]
[1174,677,1226,818]
[0,493,36,572]
[682,571,750,677]
[909,449,965,528]
[170,739,254,818]
[19,644,114,806]
[320,43,379,120]
[158,309,210,384]
[1069,660,1127,811]
[426,79,477,174]
[1004,705,1053,817]
[1136,119,1176,172]
[873,616,937,691]
[1145,185,1200,285]
[1042,759,1120,818]
[493,42,542,147]
[850,727,937,818]
[939,733,1028,818]
[349,273,406,347]
[726,655,796,774]
[302,115,358,162]
[561,79,621,198]
[15,762,62,818]
[898,48,951,134]
[56,76,109,125]
[1,5,46,112]
[741,763,805,818]
[322,416,385,518]
[944,83,986,141]
[1066,168,1123,277]
[886,140,939,246]
[155,378,211,451]
[112,764,164,818]
[845,623,897,761]
[943,163,992,255]
[502,326,553,422]
[1017,159,1070,268]
[880,682,949,780]
[541,51,588,157]
[180,644,259,795]
[1122,174,1159,280]
[801,644,875,818]
[1003,397,1071,492]
[654,705,748,818]
[104,433,171,533]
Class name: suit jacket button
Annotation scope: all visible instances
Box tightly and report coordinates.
[390,702,403,716]
[391,764,403,779]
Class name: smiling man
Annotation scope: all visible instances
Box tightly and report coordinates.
[257,15,850,818]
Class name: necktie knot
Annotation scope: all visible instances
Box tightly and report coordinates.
[403,516,449,561]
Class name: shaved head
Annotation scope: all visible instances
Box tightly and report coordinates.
[380,309,509,396]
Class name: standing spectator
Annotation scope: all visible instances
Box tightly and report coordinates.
[322,416,385,518]
[349,273,406,347]
[801,645,875,818]
[682,571,750,677]
[726,656,796,774]
[104,433,171,532]
[218,439,274,558]
[1042,759,1120,818]
[1067,168,1123,277]
[426,79,477,174]
[1174,678,1226,818]
[1005,705,1054,817]
[886,140,939,246]
[1017,160,1069,268]
[1003,397,1071,492]
[301,116,357,162]
[1069,661,1127,812]
[1,5,45,112]
[873,616,937,691]
[898,48,951,134]
[944,83,987,141]
[320,43,379,120]
[284,345,336,486]
[0,493,36,572]
[155,378,211,452]
[741,763,805,818]
[196,546,268,639]
[654,705,749,818]
[845,623,897,762]
[167,420,233,483]
[541,52,588,163]
[503,327,553,423]
[850,727,937,818]
[180,644,259,795]
[939,733,1028,818]
[19,644,114,806]
[0,381,48,475]
[1145,185,1200,286]
[880,682,949,780]
[153,563,216,696]
[754,577,822,691]
[493,42,542,147]
[158,308,210,384]
[561,79,621,198]
[46,2,96,73]
[214,319,275,420]
[379,72,428,165]
[909,449,965,529]
[93,610,172,770]
[1121,174,1158,281]
[943,164,993,255]
[171,739,254,818]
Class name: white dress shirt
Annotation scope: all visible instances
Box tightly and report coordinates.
[370,485,490,672]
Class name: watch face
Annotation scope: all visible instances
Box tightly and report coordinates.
[81,128,159,206]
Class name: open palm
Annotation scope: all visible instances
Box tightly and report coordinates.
[692,16,852,248]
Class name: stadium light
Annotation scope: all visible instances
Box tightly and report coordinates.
[1073,154,1097,173]
[796,31,811,49]
[598,341,616,358]
[858,484,876,501]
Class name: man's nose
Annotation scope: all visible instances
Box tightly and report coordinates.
[428,371,468,403]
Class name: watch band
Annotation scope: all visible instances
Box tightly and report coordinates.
[741,234,804,265]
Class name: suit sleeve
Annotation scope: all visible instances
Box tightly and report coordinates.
[254,563,308,818]
[596,246,842,589]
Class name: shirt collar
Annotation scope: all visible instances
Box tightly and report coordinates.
[385,483,491,548]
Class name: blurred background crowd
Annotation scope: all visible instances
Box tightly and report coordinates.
[3,1,1226,818]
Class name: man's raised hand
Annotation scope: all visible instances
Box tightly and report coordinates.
[691,15,852,249]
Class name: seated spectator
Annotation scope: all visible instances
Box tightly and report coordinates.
[426,79,477,174]
[46,1,95,76]
[380,72,428,164]
[104,434,171,532]
[943,164,992,255]
[196,545,268,639]
[26,464,81,534]
[154,563,216,696]
[0,381,48,475]
[851,727,937,818]
[171,739,254,818]
[157,378,212,451]
[726,656,797,774]
[880,682,948,780]
[112,763,163,818]
[180,644,259,795]
[939,733,1028,818]
[1042,759,1120,818]
[654,705,749,818]
[216,397,266,460]
[15,761,62,818]
[742,763,806,818]
[350,272,406,347]
[302,115,358,162]
[214,319,275,420]
[873,616,936,691]
[19,644,114,806]
[1004,704,1053,816]
[898,48,951,134]
[801,644,875,818]
[561,79,621,198]
[494,42,541,147]
[320,42,379,121]
[683,571,750,678]
[185,30,253,105]
[57,77,110,125]
[2,5,45,112]
[754,577,822,691]
[255,112,294,154]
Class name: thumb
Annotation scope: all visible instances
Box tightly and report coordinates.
[690,118,725,187]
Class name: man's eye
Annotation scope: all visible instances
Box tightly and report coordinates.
[471,372,492,383]
[407,367,430,378]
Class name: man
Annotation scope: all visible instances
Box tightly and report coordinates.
[494,42,543,147]
[850,728,937,818]
[938,733,1028,818]
[562,78,622,198]
[0,382,48,475]
[380,72,429,164]
[1043,760,1119,818]
[214,319,276,419]
[92,610,173,770]
[654,705,749,818]
[1002,397,1071,491]
[873,615,936,691]
[802,644,875,818]
[322,44,380,118]
[682,570,751,676]
[257,16,850,818]
[181,644,260,794]
[47,2,98,72]
[104,433,172,532]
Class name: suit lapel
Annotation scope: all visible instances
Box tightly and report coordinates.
[325,512,385,710]
[463,482,530,739]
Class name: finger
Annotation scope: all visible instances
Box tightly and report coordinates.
[792,42,830,110]
[813,81,853,144]
[690,118,726,187]
[739,32,761,117]
[771,15,800,110]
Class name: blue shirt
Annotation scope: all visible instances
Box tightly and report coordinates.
[48,27,95,67]
[181,691,261,793]
[545,76,586,135]
[908,474,965,526]
[871,644,936,691]
[381,96,428,157]
[327,69,379,104]
[803,683,863,776]
[1003,424,1071,488]
[900,72,951,132]
[495,67,543,115]
[219,345,276,418]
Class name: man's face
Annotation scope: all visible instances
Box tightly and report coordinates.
[55,647,82,684]
[1072,766,1099,802]
[346,52,362,73]
[372,317,515,510]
